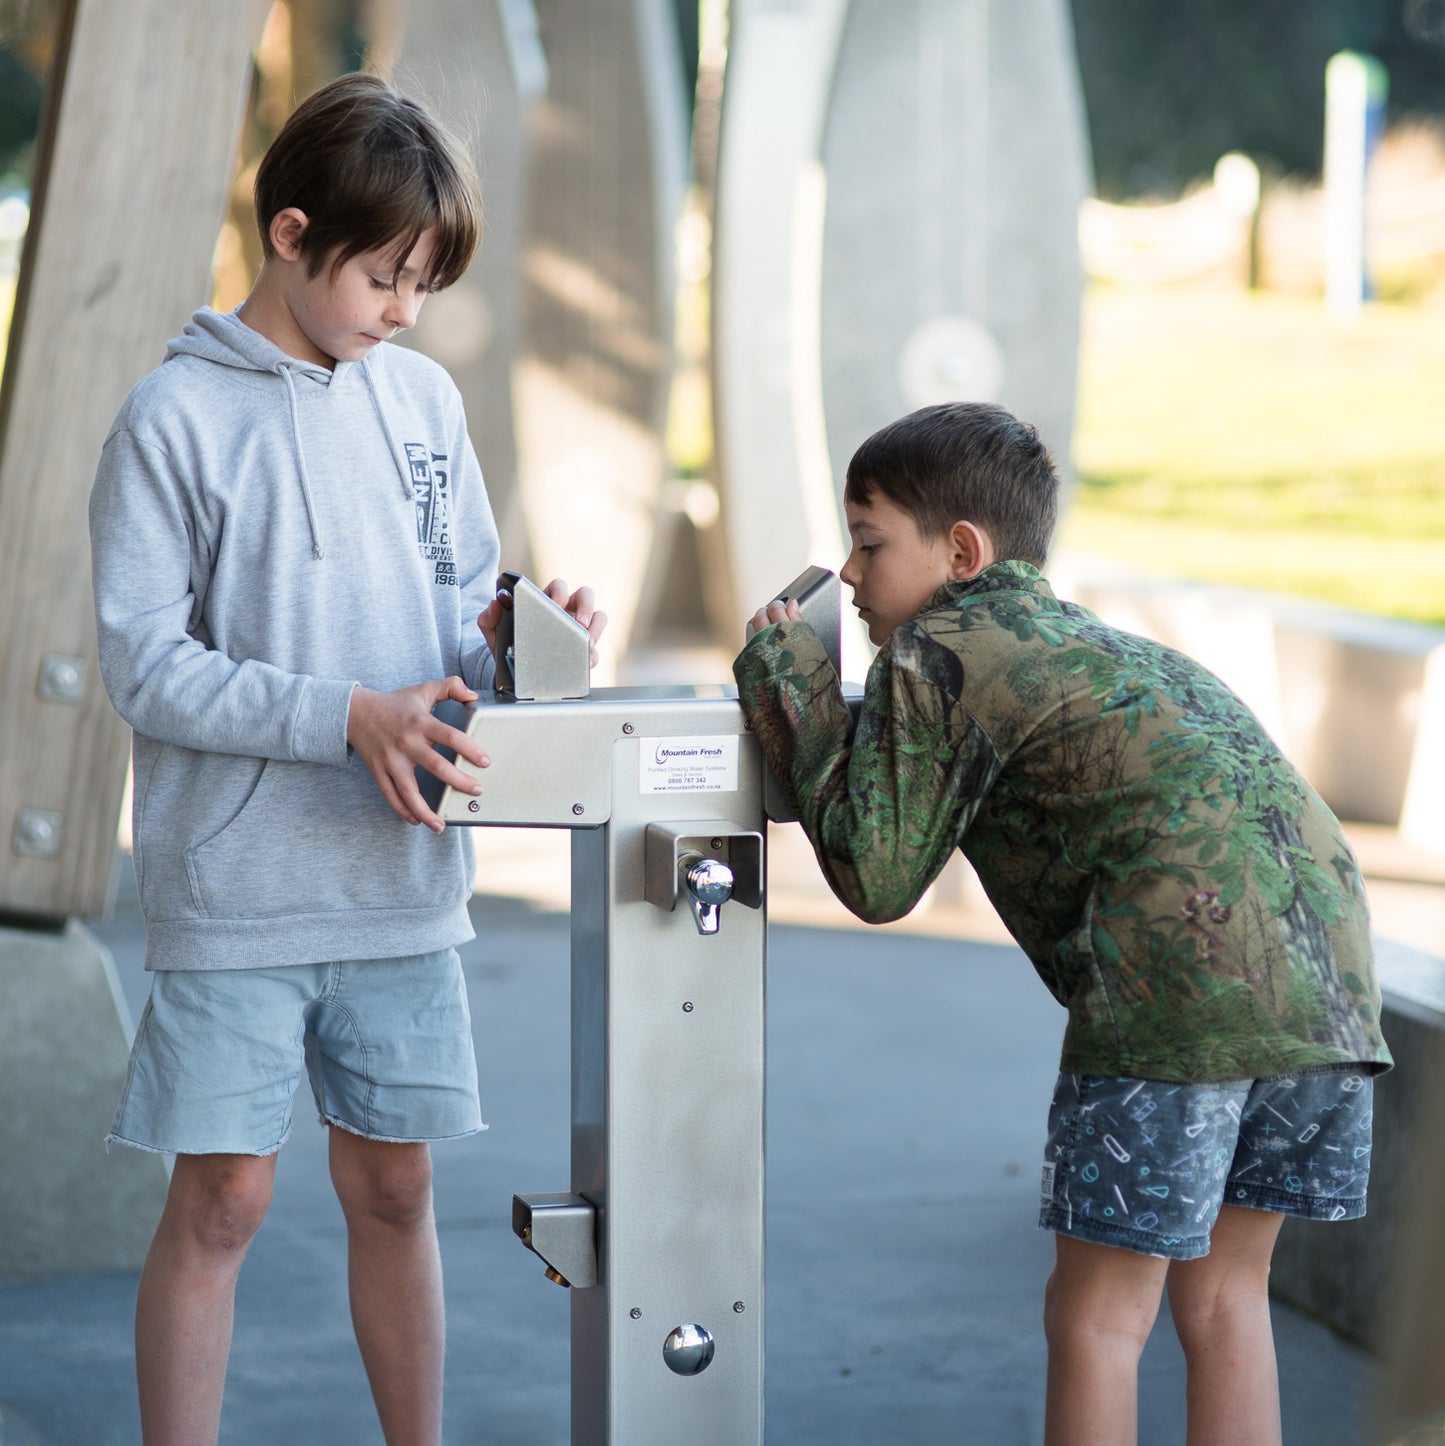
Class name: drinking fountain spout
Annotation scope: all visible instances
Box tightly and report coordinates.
[680,853,735,935]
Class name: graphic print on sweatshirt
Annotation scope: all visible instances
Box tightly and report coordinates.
[406,441,457,585]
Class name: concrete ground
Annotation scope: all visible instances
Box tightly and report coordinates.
[0,840,1386,1446]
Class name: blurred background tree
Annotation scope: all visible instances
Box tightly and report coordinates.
[0,2,57,191]
[5,1,1445,197]
[1069,0,1445,197]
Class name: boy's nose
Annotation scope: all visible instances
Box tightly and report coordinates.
[386,292,421,330]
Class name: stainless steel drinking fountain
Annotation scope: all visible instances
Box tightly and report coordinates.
[422,565,841,1445]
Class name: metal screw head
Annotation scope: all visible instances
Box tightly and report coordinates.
[572,804,585,816]
[38,654,85,703]
[13,808,62,858]
[682,1001,694,1013]
[630,1307,643,1320]
[733,1301,746,1313]
[468,799,481,813]
[622,722,635,735]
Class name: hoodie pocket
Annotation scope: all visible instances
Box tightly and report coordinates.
[184,756,468,921]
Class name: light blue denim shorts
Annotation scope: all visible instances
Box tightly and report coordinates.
[108,949,484,1156]
[1038,1067,1373,1260]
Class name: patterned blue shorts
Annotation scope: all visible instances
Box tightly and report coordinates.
[1038,1068,1374,1260]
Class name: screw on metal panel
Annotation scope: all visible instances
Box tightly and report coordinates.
[733,1301,746,1313]
[14,808,62,858]
[682,1001,694,1013]
[622,722,635,735]
[37,654,85,703]
[630,1308,643,1320]
[572,804,585,816]
[710,838,723,851]
[468,799,481,813]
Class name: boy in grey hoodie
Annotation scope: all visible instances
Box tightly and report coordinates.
[89,73,603,1443]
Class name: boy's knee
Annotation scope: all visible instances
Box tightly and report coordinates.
[1166,1206,1281,1344]
[332,1137,434,1228]
[1044,1261,1162,1359]
[168,1155,275,1251]
[1168,1263,1272,1348]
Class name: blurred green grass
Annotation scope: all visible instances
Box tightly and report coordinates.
[5,269,1443,627]
[1060,285,1445,625]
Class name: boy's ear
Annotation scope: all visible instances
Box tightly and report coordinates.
[268,207,310,263]
[947,520,996,580]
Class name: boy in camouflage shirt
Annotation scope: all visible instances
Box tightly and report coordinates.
[734,401,1389,1445]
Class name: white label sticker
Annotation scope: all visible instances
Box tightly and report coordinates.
[1040,1161,1056,1201]
[639,735,740,794]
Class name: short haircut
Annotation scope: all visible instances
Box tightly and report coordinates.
[253,72,480,290]
[844,402,1059,568]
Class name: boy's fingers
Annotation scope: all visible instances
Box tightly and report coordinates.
[419,752,484,802]
[433,675,477,703]
[374,771,421,828]
[391,766,446,833]
[429,719,489,779]
[743,600,800,642]
[565,585,596,627]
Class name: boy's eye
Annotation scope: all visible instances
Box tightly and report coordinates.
[369,276,396,292]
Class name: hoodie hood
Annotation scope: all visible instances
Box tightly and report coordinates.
[165,307,417,559]
[166,303,333,377]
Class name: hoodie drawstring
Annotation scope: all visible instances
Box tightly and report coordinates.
[362,360,418,502]
[277,363,326,561]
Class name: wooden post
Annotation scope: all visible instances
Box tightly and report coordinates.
[510,0,689,676]
[711,0,1090,684]
[0,0,270,922]
[385,0,543,580]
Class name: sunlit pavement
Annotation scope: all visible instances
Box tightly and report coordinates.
[0,842,1387,1445]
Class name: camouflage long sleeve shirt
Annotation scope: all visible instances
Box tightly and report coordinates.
[733,561,1392,1083]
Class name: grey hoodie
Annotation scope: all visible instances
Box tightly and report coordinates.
[90,307,499,971]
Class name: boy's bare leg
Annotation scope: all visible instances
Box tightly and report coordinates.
[1166,1205,1285,1446]
[1043,1235,1169,1446]
[135,1151,278,1445]
[329,1129,445,1446]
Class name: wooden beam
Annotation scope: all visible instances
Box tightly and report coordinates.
[0,0,269,919]
[388,0,541,580]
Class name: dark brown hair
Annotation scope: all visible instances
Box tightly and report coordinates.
[844,402,1059,569]
[253,72,480,290]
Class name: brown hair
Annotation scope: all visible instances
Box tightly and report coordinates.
[253,72,480,290]
[844,402,1059,569]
